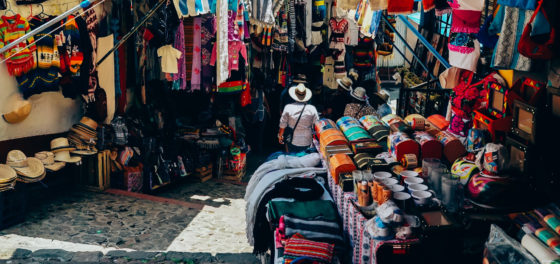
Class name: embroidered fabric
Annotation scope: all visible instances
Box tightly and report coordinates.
[216,0,229,85]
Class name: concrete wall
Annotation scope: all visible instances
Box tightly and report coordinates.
[0,0,105,141]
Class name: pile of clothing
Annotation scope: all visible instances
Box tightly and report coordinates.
[245,152,347,263]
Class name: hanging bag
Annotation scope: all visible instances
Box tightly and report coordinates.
[517,0,555,60]
[283,104,307,145]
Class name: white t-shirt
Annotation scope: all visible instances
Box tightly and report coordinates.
[157,45,182,74]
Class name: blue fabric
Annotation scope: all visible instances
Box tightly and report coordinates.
[370,11,382,36]
[497,0,537,10]
[376,104,392,117]
[210,0,238,13]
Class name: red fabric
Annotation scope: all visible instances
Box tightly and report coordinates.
[284,234,334,263]
[387,0,414,15]
[451,9,481,33]
[240,82,251,107]
[184,17,194,82]
[423,0,435,11]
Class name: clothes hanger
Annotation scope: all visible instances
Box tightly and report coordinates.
[4,1,16,16]
[37,4,49,19]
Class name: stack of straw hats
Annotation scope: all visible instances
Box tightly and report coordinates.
[67,117,98,155]
[6,150,46,183]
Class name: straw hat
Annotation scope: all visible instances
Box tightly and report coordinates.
[13,158,45,181]
[288,83,312,103]
[351,87,368,101]
[35,151,66,172]
[0,164,17,184]
[6,150,27,168]
[373,90,390,103]
[336,77,353,91]
[2,94,31,124]
[6,150,45,180]
[50,138,81,163]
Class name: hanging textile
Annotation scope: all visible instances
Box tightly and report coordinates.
[490,6,535,71]
[345,17,359,46]
[251,0,275,24]
[200,15,214,92]
[338,0,359,12]
[305,0,312,47]
[190,18,202,91]
[172,20,187,90]
[184,18,194,82]
[84,8,99,98]
[216,0,230,85]
[497,0,537,10]
[0,14,36,77]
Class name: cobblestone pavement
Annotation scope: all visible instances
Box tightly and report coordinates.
[1,172,259,262]
[0,248,260,263]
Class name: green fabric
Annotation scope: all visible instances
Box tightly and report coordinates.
[268,200,338,223]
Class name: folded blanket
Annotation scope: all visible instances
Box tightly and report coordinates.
[268,200,339,224]
[284,234,334,263]
[284,215,344,244]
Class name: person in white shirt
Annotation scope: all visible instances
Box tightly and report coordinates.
[278,84,319,153]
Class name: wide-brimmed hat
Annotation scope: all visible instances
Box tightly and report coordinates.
[0,164,17,184]
[0,164,16,191]
[50,138,81,163]
[336,77,353,91]
[14,158,46,182]
[351,87,368,101]
[6,150,27,168]
[35,151,66,172]
[2,94,31,124]
[6,150,45,180]
[289,83,312,103]
[373,90,390,103]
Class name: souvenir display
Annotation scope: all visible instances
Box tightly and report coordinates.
[388,132,420,163]
[435,131,466,163]
[413,131,443,160]
[0,0,558,262]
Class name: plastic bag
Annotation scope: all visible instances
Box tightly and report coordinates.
[484,224,539,264]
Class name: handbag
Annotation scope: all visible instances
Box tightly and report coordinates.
[518,0,555,60]
[283,104,307,144]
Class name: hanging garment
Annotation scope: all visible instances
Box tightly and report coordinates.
[97,35,115,124]
[157,45,183,74]
[273,1,290,51]
[451,9,482,34]
[84,8,99,97]
[387,0,414,15]
[448,33,480,73]
[210,41,247,76]
[305,0,312,47]
[16,16,60,98]
[216,0,229,85]
[311,21,326,46]
[190,18,201,91]
[359,8,382,37]
[252,0,275,24]
[329,18,348,52]
[0,14,36,76]
[200,15,214,92]
[345,18,359,46]
[171,20,187,90]
[184,18,194,81]
[490,6,535,71]
[353,37,375,71]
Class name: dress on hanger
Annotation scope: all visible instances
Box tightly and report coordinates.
[329,17,348,80]
[0,14,36,76]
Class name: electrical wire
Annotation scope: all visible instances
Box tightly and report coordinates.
[0,0,107,65]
